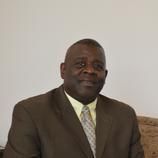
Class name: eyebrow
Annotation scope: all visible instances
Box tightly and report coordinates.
[74,57,105,64]
[73,57,86,61]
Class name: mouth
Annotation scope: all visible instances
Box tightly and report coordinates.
[80,80,96,87]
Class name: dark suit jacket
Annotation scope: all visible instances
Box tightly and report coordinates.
[3,85,144,158]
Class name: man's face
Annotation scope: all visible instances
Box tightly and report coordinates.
[60,44,108,104]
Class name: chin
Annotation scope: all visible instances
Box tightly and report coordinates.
[77,91,98,104]
[80,86,100,95]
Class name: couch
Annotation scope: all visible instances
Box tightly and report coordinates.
[138,116,158,158]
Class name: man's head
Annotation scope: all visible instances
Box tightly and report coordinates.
[60,39,108,104]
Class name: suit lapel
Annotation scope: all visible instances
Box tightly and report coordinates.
[54,86,93,158]
[96,96,113,158]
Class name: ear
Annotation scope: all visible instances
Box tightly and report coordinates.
[105,69,108,78]
[60,63,66,79]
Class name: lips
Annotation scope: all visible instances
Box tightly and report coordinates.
[79,80,97,87]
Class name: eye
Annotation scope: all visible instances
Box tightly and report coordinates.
[93,63,104,71]
[74,61,86,68]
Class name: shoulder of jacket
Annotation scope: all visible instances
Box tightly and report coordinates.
[98,94,135,113]
[14,88,58,109]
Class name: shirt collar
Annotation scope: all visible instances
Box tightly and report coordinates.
[64,91,97,117]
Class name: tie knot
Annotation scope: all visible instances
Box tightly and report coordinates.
[82,105,90,113]
[81,106,93,124]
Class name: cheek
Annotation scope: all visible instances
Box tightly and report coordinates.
[68,69,82,80]
[98,72,106,80]
[64,71,79,84]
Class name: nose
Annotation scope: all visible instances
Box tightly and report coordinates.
[83,64,95,74]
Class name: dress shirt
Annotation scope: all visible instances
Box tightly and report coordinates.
[65,91,97,126]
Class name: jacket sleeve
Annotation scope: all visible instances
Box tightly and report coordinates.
[129,109,144,158]
[3,103,41,158]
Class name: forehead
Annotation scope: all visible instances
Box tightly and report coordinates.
[65,44,105,63]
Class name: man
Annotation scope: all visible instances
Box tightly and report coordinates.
[3,39,144,158]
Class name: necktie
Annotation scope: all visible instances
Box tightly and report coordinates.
[81,105,96,157]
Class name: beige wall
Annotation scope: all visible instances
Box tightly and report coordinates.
[0,0,158,146]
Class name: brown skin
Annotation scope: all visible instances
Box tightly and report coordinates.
[60,44,108,104]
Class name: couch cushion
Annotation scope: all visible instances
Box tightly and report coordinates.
[137,116,158,158]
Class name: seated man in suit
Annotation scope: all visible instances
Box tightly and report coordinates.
[3,39,144,158]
